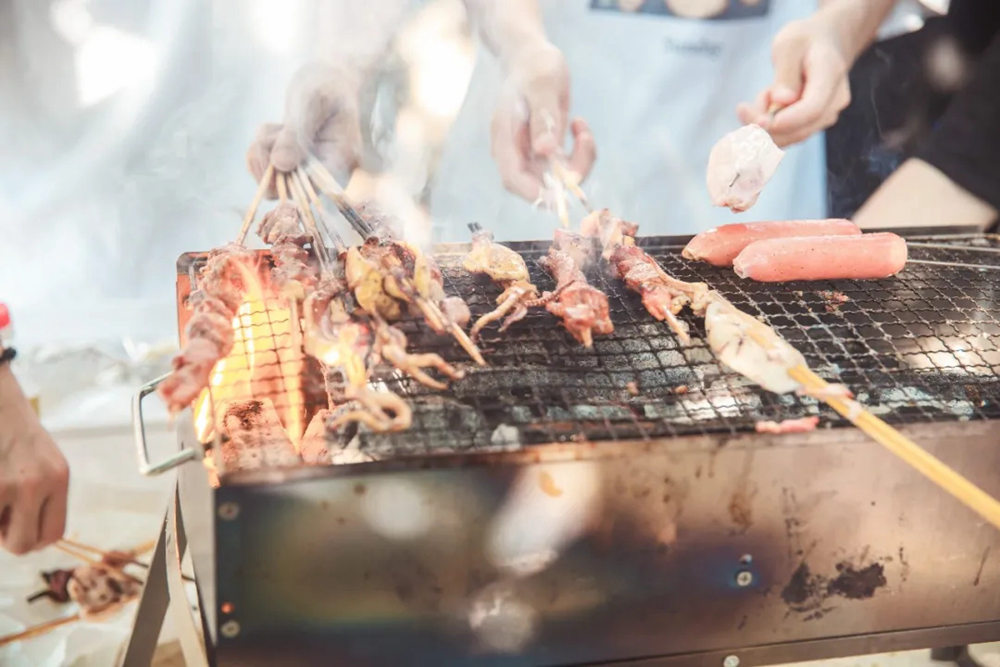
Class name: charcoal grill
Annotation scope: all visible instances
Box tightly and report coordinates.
[124,229,1000,667]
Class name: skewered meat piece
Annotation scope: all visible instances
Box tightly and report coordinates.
[732,233,908,282]
[258,202,319,299]
[220,399,302,471]
[462,226,541,339]
[66,563,143,620]
[538,230,613,347]
[682,219,861,267]
[706,124,784,212]
[755,416,820,434]
[581,209,707,344]
[328,385,412,433]
[374,319,463,390]
[345,234,485,365]
[158,244,256,413]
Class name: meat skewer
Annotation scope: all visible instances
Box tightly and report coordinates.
[157,243,258,413]
[682,219,861,267]
[538,229,613,347]
[581,209,707,344]
[462,223,544,339]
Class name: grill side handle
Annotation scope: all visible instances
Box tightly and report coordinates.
[133,374,200,476]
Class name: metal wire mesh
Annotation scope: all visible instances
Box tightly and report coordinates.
[178,233,1000,460]
[358,234,1000,456]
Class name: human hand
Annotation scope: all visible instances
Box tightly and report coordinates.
[0,367,69,555]
[490,42,595,202]
[247,62,364,199]
[737,15,852,147]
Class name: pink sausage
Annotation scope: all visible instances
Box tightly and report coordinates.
[733,233,908,282]
[682,219,860,267]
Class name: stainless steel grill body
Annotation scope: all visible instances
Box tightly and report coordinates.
[157,231,1000,666]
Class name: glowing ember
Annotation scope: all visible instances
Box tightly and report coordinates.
[191,264,307,451]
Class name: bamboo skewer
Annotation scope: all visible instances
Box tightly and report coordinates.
[0,614,81,647]
[296,167,347,252]
[275,169,289,203]
[286,172,332,270]
[236,163,274,246]
[737,323,1000,530]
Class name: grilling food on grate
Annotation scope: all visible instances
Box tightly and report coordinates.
[329,384,413,433]
[538,229,614,347]
[257,202,319,299]
[158,244,257,413]
[706,124,784,212]
[462,224,543,339]
[345,235,485,365]
[374,318,463,391]
[703,299,805,394]
[582,209,709,344]
[220,399,302,471]
[733,233,908,282]
[682,219,861,267]
[755,416,820,434]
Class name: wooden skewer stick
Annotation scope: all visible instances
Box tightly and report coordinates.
[286,172,331,270]
[738,323,1000,530]
[53,541,102,567]
[236,163,274,246]
[296,167,347,252]
[54,539,194,582]
[0,614,81,647]
[275,169,289,203]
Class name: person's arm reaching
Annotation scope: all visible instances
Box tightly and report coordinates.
[0,361,69,555]
[464,0,595,202]
[738,0,897,147]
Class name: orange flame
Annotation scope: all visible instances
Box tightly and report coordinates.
[191,261,306,451]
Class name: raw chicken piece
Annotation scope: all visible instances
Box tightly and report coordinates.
[755,416,820,434]
[706,124,784,212]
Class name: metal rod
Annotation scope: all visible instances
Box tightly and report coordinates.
[908,242,1000,254]
[908,259,1000,271]
[305,157,373,238]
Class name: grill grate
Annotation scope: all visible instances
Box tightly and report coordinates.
[358,234,1000,456]
[177,233,1000,461]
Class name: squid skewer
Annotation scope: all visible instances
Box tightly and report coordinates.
[462,223,545,340]
[537,228,613,347]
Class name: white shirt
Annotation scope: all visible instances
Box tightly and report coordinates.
[428,0,826,242]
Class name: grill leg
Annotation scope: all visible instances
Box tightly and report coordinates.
[931,645,984,667]
[118,505,171,666]
[118,483,209,667]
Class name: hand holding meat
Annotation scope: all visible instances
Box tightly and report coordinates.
[737,0,896,147]
[247,62,363,198]
[0,367,69,555]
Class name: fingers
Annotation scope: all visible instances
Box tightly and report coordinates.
[247,123,281,199]
[491,102,545,201]
[768,46,850,146]
[513,44,570,157]
[565,117,596,183]
[270,126,305,173]
[37,456,69,548]
[769,25,810,106]
[2,479,42,555]
[736,88,771,126]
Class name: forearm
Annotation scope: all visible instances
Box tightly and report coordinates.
[463,0,550,66]
[852,158,997,230]
[815,0,898,63]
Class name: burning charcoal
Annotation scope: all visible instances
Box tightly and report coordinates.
[221,399,302,471]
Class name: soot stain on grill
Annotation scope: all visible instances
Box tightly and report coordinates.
[227,400,264,431]
[781,558,888,614]
[827,562,886,600]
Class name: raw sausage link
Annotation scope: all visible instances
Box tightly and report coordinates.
[682,219,860,267]
[732,233,908,282]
